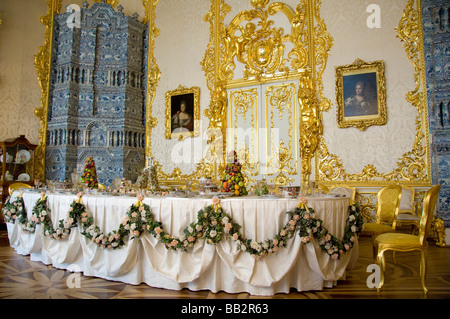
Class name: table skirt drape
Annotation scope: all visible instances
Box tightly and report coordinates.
[6,192,358,296]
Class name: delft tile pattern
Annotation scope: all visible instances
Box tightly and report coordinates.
[46,2,148,186]
[422,0,450,225]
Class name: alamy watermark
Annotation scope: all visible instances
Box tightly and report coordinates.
[66,264,82,288]
[366,4,381,29]
[66,4,81,29]
[366,263,381,289]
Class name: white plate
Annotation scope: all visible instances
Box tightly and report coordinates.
[17,173,30,181]
[16,150,31,164]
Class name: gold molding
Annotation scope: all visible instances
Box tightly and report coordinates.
[34,0,62,182]
[316,0,431,186]
[142,0,160,160]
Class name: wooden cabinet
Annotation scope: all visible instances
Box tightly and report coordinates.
[0,135,37,224]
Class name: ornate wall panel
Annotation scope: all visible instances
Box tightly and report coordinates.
[201,0,325,187]
[227,80,300,188]
[318,0,431,186]
[151,0,213,182]
[0,1,44,145]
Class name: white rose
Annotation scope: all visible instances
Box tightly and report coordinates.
[210,230,217,238]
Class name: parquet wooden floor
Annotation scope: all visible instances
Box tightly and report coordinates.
[0,229,449,300]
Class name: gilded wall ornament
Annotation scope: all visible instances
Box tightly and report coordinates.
[317,0,431,186]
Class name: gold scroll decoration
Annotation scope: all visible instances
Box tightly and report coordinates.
[298,70,321,185]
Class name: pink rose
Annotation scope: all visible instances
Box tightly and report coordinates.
[225,223,232,232]
[273,239,279,246]
[212,197,220,205]
[154,227,162,234]
[301,236,310,243]
[133,230,140,237]
[232,233,239,241]
[299,197,307,204]
[188,236,195,242]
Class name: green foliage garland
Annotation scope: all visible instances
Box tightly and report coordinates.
[2,193,363,260]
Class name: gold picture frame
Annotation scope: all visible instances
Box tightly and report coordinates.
[165,85,200,140]
[335,59,387,131]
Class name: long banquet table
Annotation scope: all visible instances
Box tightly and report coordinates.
[6,190,359,296]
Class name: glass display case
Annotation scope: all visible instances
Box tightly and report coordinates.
[0,135,37,224]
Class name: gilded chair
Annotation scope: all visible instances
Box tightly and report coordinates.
[362,185,402,259]
[374,184,441,294]
[396,186,420,234]
[8,182,32,195]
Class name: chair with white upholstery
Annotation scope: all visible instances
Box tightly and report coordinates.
[328,185,356,202]
[396,186,420,234]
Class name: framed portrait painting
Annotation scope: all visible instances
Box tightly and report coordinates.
[335,59,387,130]
[165,85,200,140]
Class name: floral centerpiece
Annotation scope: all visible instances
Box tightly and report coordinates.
[80,156,98,189]
[219,151,248,196]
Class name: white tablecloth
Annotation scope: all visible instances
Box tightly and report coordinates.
[6,191,358,296]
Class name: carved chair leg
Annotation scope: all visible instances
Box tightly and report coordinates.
[420,249,428,294]
[376,250,386,293]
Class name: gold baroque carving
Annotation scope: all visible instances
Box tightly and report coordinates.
[221,2,308,81]
[298,70,321,185]
[206,0,325,185]
[142,0,160,160]
[34,0,62,182]
[316,0,431,186]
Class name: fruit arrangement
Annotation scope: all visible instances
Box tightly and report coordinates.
[219,151,248,196]
[80,156,99,189]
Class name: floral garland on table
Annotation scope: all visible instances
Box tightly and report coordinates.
[2,193,363,260]
[295,197,363,259]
